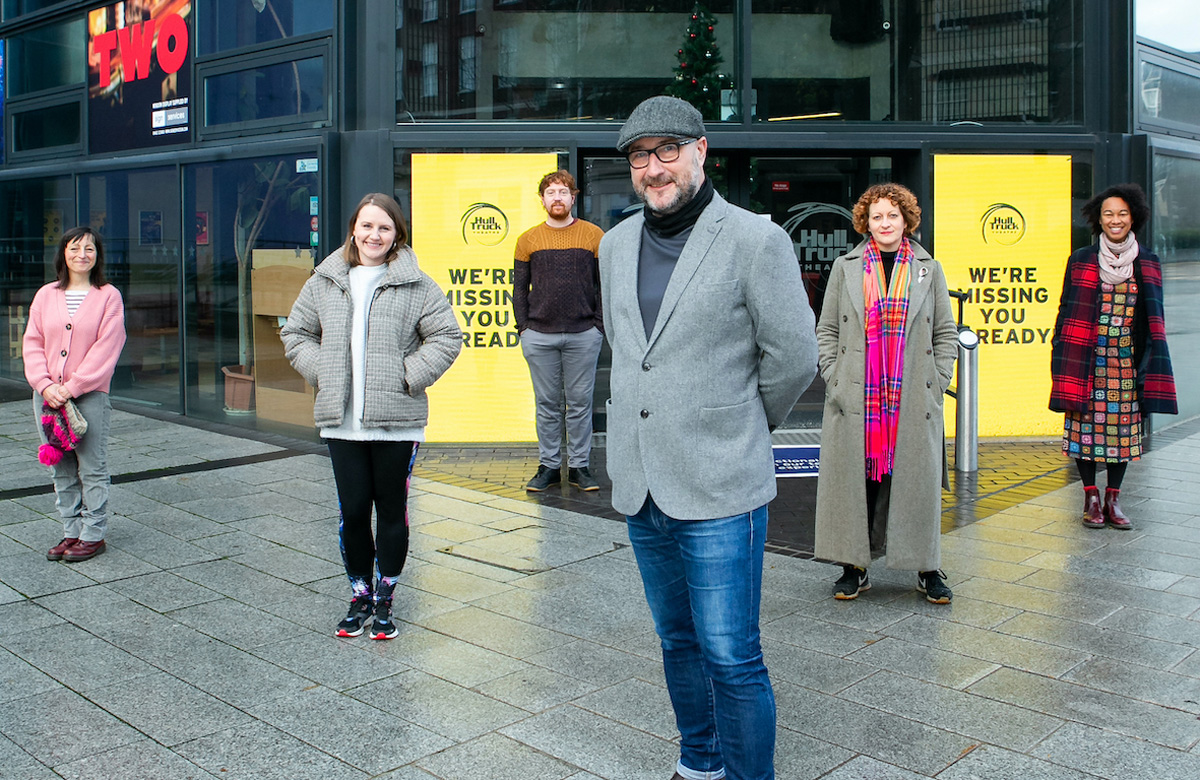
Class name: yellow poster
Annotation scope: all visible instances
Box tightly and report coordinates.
[412,153,558,442]
[934,154,1071,437]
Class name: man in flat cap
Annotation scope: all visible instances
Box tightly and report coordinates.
[599,96,817,779]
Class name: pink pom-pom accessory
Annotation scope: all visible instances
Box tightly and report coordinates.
[38,444,63,466]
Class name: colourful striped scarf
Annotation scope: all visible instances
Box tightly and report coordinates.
[863,237,913,480]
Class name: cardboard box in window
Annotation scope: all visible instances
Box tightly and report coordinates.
[251,250,315,425]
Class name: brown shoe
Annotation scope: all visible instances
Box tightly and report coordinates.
[62,539,106,562]
[1104,488,1133,530]
[46,538,80,561]
[1081,486,1104,528]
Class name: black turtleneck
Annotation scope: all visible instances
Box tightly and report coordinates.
[638,177,716,338]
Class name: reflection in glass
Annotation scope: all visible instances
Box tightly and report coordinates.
[1151,152,1200,422]
[197,0,334,54]
[12,103,80,152]
[205,57,326,126]
[1140,60,1200,131]
[0,176,73,384]
[7,17,86,96]
[183,156,319,429]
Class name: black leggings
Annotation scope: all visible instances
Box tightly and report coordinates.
[327,439,416,579]
[1075,459,1128,490]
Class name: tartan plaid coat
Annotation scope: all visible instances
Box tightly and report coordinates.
[1048,244,1177,415]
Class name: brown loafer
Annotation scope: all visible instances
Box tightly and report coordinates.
[47,538,80,561]
[62,539,106,562]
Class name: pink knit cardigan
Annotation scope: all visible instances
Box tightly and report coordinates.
[23,283,127,398]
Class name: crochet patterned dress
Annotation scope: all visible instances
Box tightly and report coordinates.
[1062,280,1142,462]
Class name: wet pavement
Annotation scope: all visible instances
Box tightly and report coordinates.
[2,397,1200,779]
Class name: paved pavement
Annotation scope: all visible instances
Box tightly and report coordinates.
[2,398,1200,779]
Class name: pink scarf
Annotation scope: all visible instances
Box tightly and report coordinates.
[863,238,912,481]
[1098,231,1136,285]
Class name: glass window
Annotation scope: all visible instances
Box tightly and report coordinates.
[751,0,1083,124]
[77,168,182,411]
[1140,58,1200,132]
[183,155,320,429]
[12,102,80,151]
[1150,151,1200,423]
[197,0,333,55]
[2,0,65,22]
[422,42,438,98]
[7,17,85,97]
[396,0,736,121]
[0,175,73,384]
[204,56,326,127]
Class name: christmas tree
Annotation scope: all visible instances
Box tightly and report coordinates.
[666,3,727,120]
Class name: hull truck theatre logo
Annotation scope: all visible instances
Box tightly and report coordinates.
[461,203,509,246]
[980,203,1026,246]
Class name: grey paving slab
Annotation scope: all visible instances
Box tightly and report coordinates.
[416,605,577,658]
[873,590,1023,630]
[1087,545,1200,578]
[1167,576,1200,599]
[0,581,24,605]
[176,721,368,780]
[1174,650,1200,679]
[952,522,1114,556]
[410,492,521,525]
[117,504,228,540]
[1016,567,1200,618]
[773,727,857,780]
[968,666,1200,749]
[1019,550,1187,590]
[349,668,529,742]
[762,613,881,657]
[844,636,999,690]
[0,550,99,598]
[1062,656,1200,714]
[246,685,452,774]
[995,611,1194,669]
[1097,605,1200,646]
[184,528,279,558]
[168,597,307,649]
[765,639,878,694]
[103,570,224,613]
[571,678,677,740]
[499,704,678,780]
[104,520,218,569]
[0,647,61,704]
[149,636,315,709]
[52,738,221,780]
[796,595,914,633]
[228,513,341,560]
[171,559,317,604]
[1029,722,1200,780]
[0,599,68,637]
[840,669,1063,751]
[473,665,600,714]
[936,744,1104,780]
[85,670,253,746]
[881,614,1090,678]
[1,622,157,693]
[774,681,976,776]
[950,576,1122,624]
[0,732,59,779]
[475,577,651,641]
[357,622,530,687]
[400,560,517,603]
[416,733,579,780]
[0,688,144,767]
[251,632,410,691]
[229,543,343,585]
[939,535,1043,564]
[813,755,929,779]
[523,639,663,687]
[0,532,30,557]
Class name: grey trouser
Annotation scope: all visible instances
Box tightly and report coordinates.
[34,391,112,542]
[520,326,604,468]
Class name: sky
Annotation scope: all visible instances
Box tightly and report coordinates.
[1137,0,1200,52]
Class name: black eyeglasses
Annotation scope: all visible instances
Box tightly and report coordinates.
[627,139,696,169]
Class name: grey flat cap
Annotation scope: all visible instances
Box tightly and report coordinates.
[616,96,705,152]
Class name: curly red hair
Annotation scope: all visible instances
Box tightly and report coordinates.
[851,183,921,236]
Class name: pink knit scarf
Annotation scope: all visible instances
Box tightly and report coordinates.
[1098,231,1136,285]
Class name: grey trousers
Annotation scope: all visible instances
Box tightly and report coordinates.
[520,327,604,469]
[34,391,112,542]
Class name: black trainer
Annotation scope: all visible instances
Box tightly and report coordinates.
[369,598,399,640]
[833,565,870,600]
[568,466,599,492]
[336,595,374,637]
[917,570,953,604]
[526,465,561,492]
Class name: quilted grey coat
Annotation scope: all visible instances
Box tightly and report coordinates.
[813,239,958,571]
[280,246,462,431]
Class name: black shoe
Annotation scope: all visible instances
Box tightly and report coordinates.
[568,466,599,492]
[369,598,399,640]
[833,565,870,600]
[336,595,374,637]
[526,465,561,492]
[917,570,953,604]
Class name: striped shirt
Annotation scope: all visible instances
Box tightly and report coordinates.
[64,290,89,317]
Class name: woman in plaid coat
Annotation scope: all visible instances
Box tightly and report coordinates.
[1049,183,1176,530]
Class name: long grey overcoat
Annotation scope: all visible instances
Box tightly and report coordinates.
[813,239,958,571]
[599,192,817,520]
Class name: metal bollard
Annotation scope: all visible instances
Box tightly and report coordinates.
[954,327,980,473]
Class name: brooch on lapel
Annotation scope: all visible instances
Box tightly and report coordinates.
[918,266,928,284]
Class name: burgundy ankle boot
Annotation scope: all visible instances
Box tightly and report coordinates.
[1081,486,1104,528]
[1104,488,1132,530]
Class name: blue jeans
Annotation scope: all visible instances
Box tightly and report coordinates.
[626,498,775,780]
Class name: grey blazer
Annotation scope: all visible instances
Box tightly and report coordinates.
[599,192,818,520]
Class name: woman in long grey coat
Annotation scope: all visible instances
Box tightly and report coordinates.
[814,183,958,603]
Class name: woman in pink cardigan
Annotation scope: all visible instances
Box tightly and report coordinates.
[23,226,126,562]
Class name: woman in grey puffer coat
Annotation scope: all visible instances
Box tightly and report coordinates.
[282,192,461,640]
